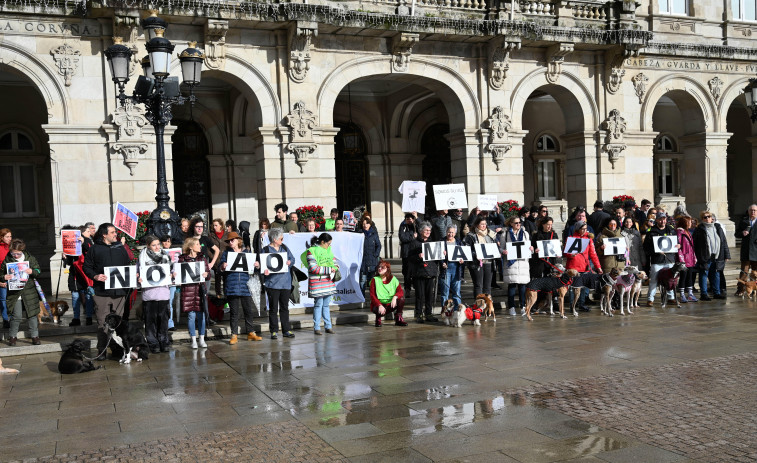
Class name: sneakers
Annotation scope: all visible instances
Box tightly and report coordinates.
[69,318,81,327]
[687,294,698,302]
[247,332,263,341]
[679,295,688,304]
[271,332,278,340]
[198,335,207,348]
[508,307,516,316]
[229,334,238,345]
[191,337,198,349]
[283,331,295,338]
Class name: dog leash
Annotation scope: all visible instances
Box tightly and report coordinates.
[81,313,125,361]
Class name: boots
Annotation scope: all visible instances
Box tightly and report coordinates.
[247,332,262,341]
[395,310,408,326]
[375,313,382,327]
[229,334,238,345]
[190,336,198,349]
[198,335,207,348]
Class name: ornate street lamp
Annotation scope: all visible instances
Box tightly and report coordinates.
[744,78,757,122]
[105,13,204,242]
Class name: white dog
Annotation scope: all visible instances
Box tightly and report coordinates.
[442,300,468,328]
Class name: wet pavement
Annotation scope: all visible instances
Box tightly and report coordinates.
[2,293,757,462]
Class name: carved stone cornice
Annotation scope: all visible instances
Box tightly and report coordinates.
[113,13,139,44]
[483,106,513,171]
[284,101,318,172]
[601,109,627,169]
[288,21,317,83]
[112,142,148,176]
[50,43,80,87]
[391,32,419,73]
[204,19,228,70]
[545,42,574,84]
[488,37,520,90]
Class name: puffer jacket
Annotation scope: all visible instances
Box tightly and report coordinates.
[565,232,601,272]
[407,237,440,279]
[220,250,252,297]
[676,228,696,267]
[178,253,209,312]
[360,227,382,274]
[596,227,627,272]
[500,228,530,285]
[1,251,42,317]
[621,227,645,268]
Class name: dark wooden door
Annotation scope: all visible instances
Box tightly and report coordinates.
[421,124,451,214]
[171,120,211,221]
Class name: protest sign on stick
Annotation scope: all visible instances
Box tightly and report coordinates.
[113,202,138,238]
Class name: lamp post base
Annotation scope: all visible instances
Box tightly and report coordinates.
[148,205,183,243]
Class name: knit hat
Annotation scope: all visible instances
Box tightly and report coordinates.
[574,220,587,229]
[656,212,667,219]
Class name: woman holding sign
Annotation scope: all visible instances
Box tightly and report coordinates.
[439,226,464,307]
[464,217,497,300]
[220,232,263,344]
[1,239,42,346]
[531,217,559,279]
[565,221,602,312]
[500,216,533,314]
[138,235,174,353]
[596,218,627,273]
[259,228,295,339]
[305,233,338,335]
[178,238,210,348]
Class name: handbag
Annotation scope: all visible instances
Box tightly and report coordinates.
[332,267,342,282]
[289,269,301,304]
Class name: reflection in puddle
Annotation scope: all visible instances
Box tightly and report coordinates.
[423,395,507,428]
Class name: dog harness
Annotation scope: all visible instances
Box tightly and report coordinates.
[465,305,483,321]
[526,273,574,292]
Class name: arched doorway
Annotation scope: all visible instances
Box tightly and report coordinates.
[421,123,451,214]
[171,120,211,221]
[334,122,368,213]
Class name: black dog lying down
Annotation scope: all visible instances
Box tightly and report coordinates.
[58,339,100,374]
[104,313,150,364]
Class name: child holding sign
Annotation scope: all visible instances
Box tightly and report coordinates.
[138,235,174,353]
[1,239,42,346]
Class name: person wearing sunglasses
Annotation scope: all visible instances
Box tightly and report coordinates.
[501,216,534,314]
[693,211,729,301]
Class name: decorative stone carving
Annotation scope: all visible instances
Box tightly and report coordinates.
[488,38,521,90]
[483,106,513,171]
[607,68,626,94]
[391,32,419,73]
[632,72,648,104]
[111,100,149,175]
[204,19,228,70]
[50,43,80,86]
[113,14,139,44]
[288,22,317,83]
[545,42,574,84]
[284,101,318,173]
[708,76,723,103]
[601,109,627,169]
[112,143,149,176]
[606,45,642,94]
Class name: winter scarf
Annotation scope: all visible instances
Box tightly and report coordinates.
[703,222,721,258]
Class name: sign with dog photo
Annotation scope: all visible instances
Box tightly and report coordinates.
[140,264,172,288]
[602,237,628,256]
[537,239,562,257]
[564,237,589,254]
[446,243,472,262]
[225,252,256,273]
[5,261,29,290]
[104,265,137,290]
[166,248,182,264]
[505,241,531,260]
[474,243,500,260]
[652,235,679,253]
[432,183,468,210]
[422,241,445,261]
[259,253,288,273]
[173,262,205,285]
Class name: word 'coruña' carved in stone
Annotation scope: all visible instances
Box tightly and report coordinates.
[484,106,513,171]
[545,42,574,84]
[489,38,521,90]
[602,109,626,169]
[204,19,228,71]
[284,101,318,173]
[50,43,80,86]
[392,32,419,73]
[289,22,317,83]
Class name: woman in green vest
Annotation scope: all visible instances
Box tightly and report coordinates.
[369,260,407,327]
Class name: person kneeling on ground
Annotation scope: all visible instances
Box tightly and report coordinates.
[369,260,407,327]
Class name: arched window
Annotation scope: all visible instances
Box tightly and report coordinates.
[654,134,681,197]
[0,129,38,217]
[533,134,562,201]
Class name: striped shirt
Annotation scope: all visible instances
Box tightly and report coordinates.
[306,248,337,299]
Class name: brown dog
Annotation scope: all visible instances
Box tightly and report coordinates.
[475,294,495,322]
[523,269,579,321]
[38,300,69,324]
[737,270,757,299]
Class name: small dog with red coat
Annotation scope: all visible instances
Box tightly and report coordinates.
[656,262,687,308]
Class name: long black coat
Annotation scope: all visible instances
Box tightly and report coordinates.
[360,228,382,273]
[407,237,439,279]
[693,223,730,271]
[530,229,559,278]
[735,216,757,262]
[398,221,417,259]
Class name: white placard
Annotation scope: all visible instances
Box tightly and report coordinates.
[260,252,289,274]
[446,243,472,262]
[174,262,205,285]
[422,241,445,261]
[103,266,137,290]
[505,241,531,260]
[140,264,171,288]
[564,237,590,254]
[653,235,679,253]
[474,243,500,260]
[433,183,468,210]
[602,237,628,256]
[226,252,256,273]
[537,239,563,258]
[477,194,498,211]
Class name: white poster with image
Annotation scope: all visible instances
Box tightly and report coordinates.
[433,183,468,210]
[478,194,498,211]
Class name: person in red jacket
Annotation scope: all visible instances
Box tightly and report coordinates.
[369,260,407,327]
[565,221,602,312]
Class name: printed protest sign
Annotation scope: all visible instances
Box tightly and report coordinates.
[260,253,288,274]
[62,230,82,256]
[474,243,500,260]
[653,235,679,253]
[343,211,357,231]
[602,237,628,256]
[446,243,472,262]
[478,194,498,211]
[103,266,137,290]
[113,202,138,238]
[422,242,445,261]
[225,252,255,272]
[140,264,171,288]
[537,239,562,258]
[166,248,182,264]
[564,237,589,254]
[505,241,531,260]
[399,180,426,213]
[433,183,468,210]
[6,261,29,290]
[174,262,205,285]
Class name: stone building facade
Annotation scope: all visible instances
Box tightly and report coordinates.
[0,0,754,284]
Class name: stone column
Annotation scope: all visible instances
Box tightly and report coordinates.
[563,131,600,208]
[251,126,284,219]
[447,129,485,207]
[621,131,657,202]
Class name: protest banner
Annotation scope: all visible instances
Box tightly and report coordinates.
[537,239,562,258]
[173,262,205,285]
[433,183,468,210]
[166,248,182,264]
[422,241,445,261]
[62,230,82,256]
[477,194,498,211]
[140,264,171,288]
[104,266,137,290]
[113,202,138,238]
[602,237,628,256]
[226,252,255,272]
[446,243,472,262]
[505,241,531,260]
[259,253,288,274]
[474,243,500,260]
[653,235,679,253]
[6,261,29,290]
[564,237,589,254]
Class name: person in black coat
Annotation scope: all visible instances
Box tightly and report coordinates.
[693,210,730,300]
[735,204,757,272]
[588,200,610,236]
[398,214,418,294]
[406,221,439,323]
[530,217,559,278]
[359,217,382,293]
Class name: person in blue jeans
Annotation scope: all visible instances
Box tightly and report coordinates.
[304,234,338,335]
[693,211,730,301]
[161,235,181,330]
[67,224,94,326]
[439,226,463,307]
